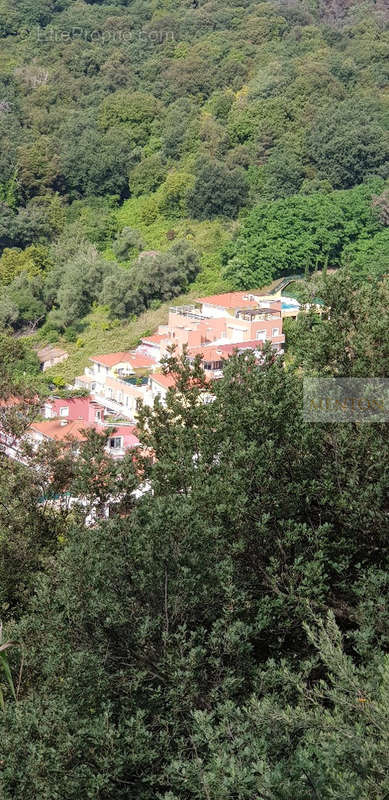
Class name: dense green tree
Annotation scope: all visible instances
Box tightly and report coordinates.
[187,158,248,220]
[222,181,384,288]
[307,100,389,189]
[59,113,133,200]
[99,91,161,143]
[0,279,388,795]
[112,227,144,262]
[157,169,194,219]
[102,240,200,318]
[285,272,389,377]
[263,145,306,198]
[343,228,389,282]
[129,154,168,197]
[55,249,114,326]
[0,245,51,286]
[0,293,19,328]
[6,273,46,329]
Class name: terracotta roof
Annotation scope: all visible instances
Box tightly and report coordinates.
[104,425,140,448]
[150,372,211,390]
[214,340,264,356]
[0,395,38,408]
[188,345,226,363]
[141,333,166,345]
[196,292,261,309]
[30,419,92,443]
[90,352,154,369]
[150,373,177,389]
[0,395,20,408]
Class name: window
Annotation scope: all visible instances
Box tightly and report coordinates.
[95,410,101,421]
[256,330,267,341]
[109,437,122,450]
[272,328,279,337]
[59,407,69,417]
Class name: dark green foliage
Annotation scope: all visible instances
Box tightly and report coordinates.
[58,114,132,200]
[102,240,201,318]
[187,158,249,220]
[0,0,386,332]
[5,274,46,329]
[263,145,306,198]
[285,271,389,377]
[129,154,168,197]
[223,181,385,288]
[0,276,388,795]
[112,227,144,262]
[307,100,389,189]
[0,0,387,792]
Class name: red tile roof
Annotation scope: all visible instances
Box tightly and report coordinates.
[188,340,265,363]
[150,373,177,389]
[141,333,166,345]
[90,352,154,369]
[150,372,211,390]
[196,292,261,309]
[30,419,92,442]
[105,425,140,448]
[214,340,263,353]
[188,345,226,363]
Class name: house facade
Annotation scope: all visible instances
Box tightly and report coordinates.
[73,290,286,419]
[28,418,140,460]
[74,351,155,420]
[42,396,105,424]
[139,293,285,364]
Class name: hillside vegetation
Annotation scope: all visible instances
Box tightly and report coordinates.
[0,273,388,798]
[0,0,387,345]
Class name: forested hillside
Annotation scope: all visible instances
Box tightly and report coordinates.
[0,2,389,796]
[0,0,388,339]
[0,273,388,798]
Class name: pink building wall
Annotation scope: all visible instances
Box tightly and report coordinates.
[44,397,105,424]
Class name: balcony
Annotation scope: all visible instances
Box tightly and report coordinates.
[170,305,208,321]
[91,393,137,421]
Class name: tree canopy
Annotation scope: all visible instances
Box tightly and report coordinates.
[0,275,388,797]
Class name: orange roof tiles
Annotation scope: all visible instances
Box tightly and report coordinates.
[30,419,91,443]
[90,352,154,369]
[188,345,226,363]
[196,292,260,309]
[150,373,177,389]
[142,333,166,345]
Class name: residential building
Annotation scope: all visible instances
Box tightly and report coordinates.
[140,295,285,363]
[28,418,140,460]
[74,289,287,417]
[42,396,105,424]
[74,351,155,420]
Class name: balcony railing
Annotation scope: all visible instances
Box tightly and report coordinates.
[91,393,137,420]
[170,305,208,321]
